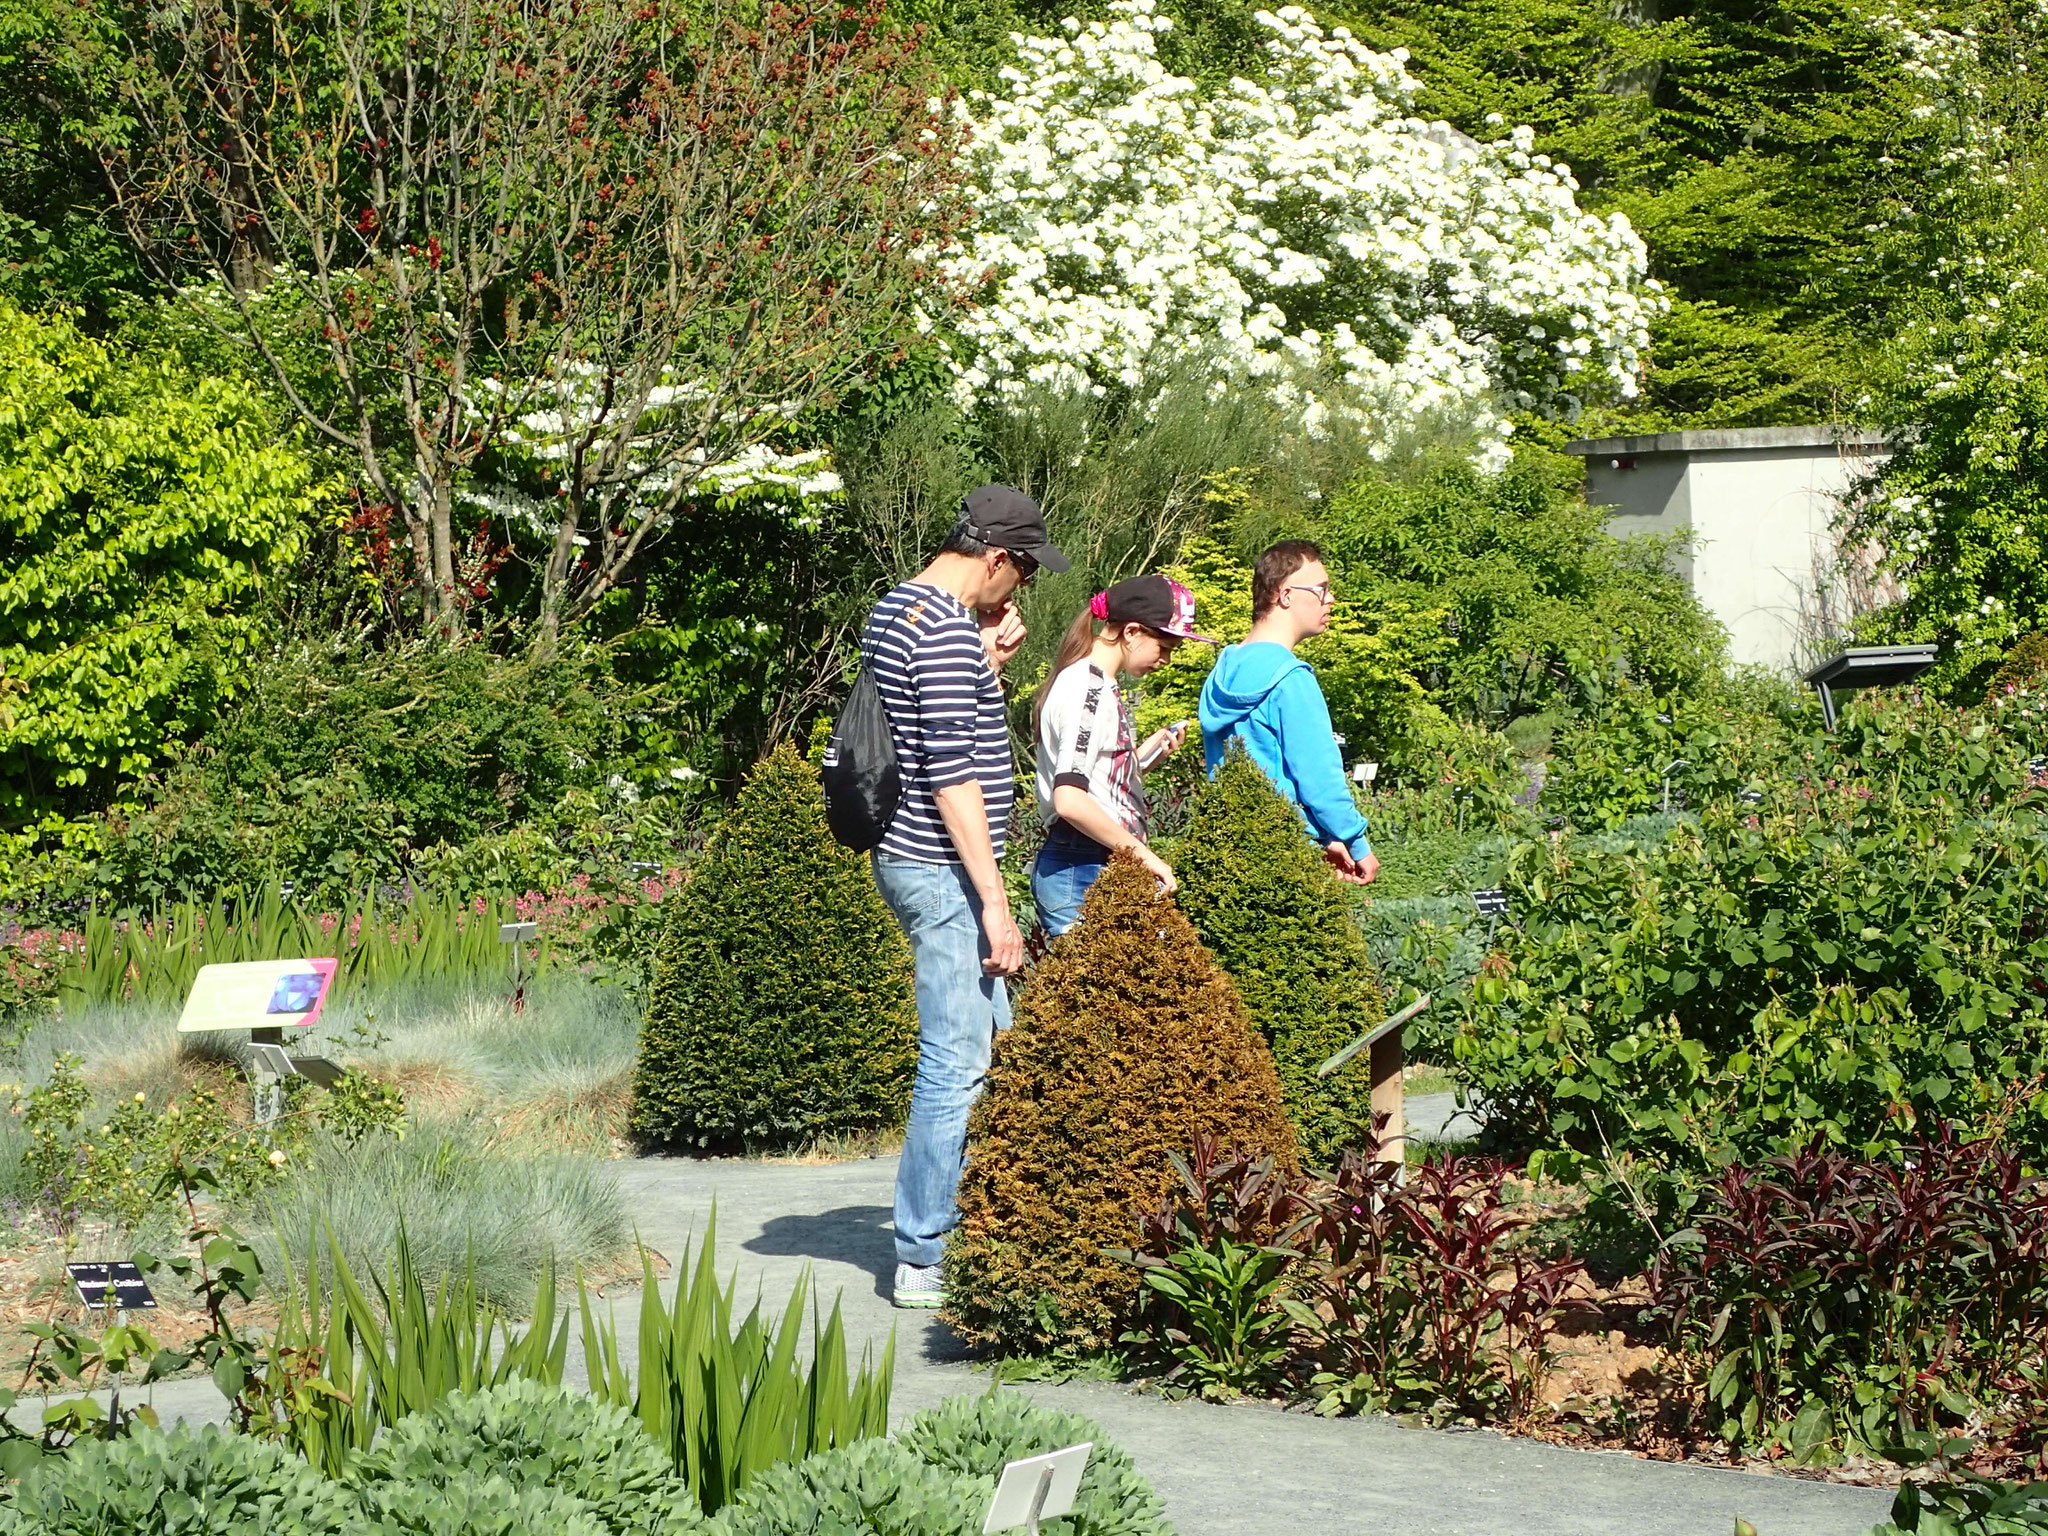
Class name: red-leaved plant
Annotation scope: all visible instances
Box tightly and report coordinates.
[1121,1130,1586,1421]
[1648,1118,2048,1464]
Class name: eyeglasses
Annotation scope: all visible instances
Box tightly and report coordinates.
[1005,550,1040,586]
[1287,581,1333,604]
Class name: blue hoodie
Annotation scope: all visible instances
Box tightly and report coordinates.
[1199,642,1370,862]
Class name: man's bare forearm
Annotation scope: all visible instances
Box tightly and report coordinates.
[933,780,1008,904]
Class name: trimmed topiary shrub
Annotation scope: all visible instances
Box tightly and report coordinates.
[897,1393,1170,1536]
[1987,631,2048,705]
[346,1378,704,1536]
[631,744,916,1152]
[0,1424,355,1536]
[944,853,1299,1354]
[711,1438,988,1536]
[1172,747,1384,1165]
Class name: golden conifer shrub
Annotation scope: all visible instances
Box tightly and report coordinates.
[943,853,1299,1354]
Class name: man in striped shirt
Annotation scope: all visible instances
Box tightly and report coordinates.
[864,485,1068,1310]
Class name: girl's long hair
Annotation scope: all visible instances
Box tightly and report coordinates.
[1034,606,1104,735]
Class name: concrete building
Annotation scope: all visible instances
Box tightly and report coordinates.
[1563,425,1889,672]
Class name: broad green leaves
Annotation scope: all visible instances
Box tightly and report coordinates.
[0,301,314,829]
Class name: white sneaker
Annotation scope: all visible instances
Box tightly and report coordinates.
[893,1262,945,1309]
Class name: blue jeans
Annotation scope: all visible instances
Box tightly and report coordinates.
[1030,831,1108,939]
[871,855,1013,1267]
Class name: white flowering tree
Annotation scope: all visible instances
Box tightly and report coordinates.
[941,0,1657,464]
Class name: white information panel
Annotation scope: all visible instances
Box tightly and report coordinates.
[983,1442,1091,1535]
[178,958,338,1034]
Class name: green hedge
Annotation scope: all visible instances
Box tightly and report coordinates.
[1174,749,1383,1164]
[631,744,916,1153]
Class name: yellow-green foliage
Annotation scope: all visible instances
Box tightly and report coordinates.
[0,300,316,827]
[944,854,1299,1354]
[1133,529,1451,765]
[630,745,915,1153]
[1173,748,1384,1166]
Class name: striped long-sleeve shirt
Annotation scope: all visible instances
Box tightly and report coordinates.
[863,582,1013,864]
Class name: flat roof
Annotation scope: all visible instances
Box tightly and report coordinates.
[1562,425,1888,456]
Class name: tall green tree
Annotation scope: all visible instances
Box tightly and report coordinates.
[0,300,315,828]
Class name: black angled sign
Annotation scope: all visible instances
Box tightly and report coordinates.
[66,1262,157,1312]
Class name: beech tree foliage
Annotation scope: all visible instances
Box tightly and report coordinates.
[107,0,968,633]
[0,302,314,826]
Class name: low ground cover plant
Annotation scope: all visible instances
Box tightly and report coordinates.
[1120,1135,1585,1421]
[946,855,1299,1355]
[631,746,915,1154]
[0,1384,1169,1536]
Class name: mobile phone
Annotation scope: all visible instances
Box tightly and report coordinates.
[1139,721,1191,771]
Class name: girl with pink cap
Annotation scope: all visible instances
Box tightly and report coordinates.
[1030,573,1218,938]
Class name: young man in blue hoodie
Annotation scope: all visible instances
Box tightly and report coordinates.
[1199,540,1378,885]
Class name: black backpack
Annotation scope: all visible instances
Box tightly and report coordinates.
[821,660,901,852]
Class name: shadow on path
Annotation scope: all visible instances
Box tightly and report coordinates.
[743,1204,894,1297]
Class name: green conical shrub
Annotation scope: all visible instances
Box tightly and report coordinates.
[1172,745,1384,1165]
[630,744,916,1153]
[944,854,1299,1354]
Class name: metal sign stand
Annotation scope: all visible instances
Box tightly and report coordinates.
[499,921,538,1014]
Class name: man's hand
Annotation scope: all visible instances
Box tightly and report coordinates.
[980,601,1027,673]
[981,896,1024,976]
[1357,850,1379,884]
[1324,841,1372,884]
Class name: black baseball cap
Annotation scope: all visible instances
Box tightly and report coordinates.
[961,485,1069,574]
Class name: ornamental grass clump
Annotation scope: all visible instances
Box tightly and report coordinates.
[1172,747,1385,1165]
[631,745,915,1153]
[944,853,1299,1355]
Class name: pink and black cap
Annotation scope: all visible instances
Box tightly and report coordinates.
[1090,574,1218,644]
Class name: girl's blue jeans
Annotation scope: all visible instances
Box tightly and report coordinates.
[1030,829,1109,939]
[870,854,1012,1268]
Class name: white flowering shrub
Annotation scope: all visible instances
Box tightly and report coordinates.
[941,0,1658,464]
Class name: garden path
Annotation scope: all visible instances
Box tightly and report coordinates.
[23,1149,1893,1536]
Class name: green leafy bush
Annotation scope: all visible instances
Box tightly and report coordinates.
[1317,448,1723,721]
[348,1379,702,1536]
[82,637,679,907]
[0,301,316,830]
[1174,748,1384,1164]
[896,1392,1170,1536]
[631,745,915,1153]
[1458,695,2048,1206]
[11,1053,293,1228]
[710,1438,988,1536]
[1543,676,1811,830]
[581,1214,894,1516]
[1988,634,2048,706]
[0,1423,354,1535]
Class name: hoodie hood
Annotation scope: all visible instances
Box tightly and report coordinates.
[1199,642,1309,734]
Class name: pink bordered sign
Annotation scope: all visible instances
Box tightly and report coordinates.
[177,957,340,1035]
